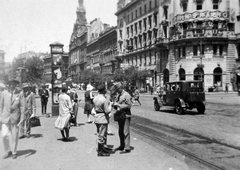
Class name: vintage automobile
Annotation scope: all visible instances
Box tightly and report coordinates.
[153,81,206,114]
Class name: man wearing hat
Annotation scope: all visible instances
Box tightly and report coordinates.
[0,78,25,159]
[19,83,36,139]
[38,84,49,116]
[112,82,132,153]
[92,84,112,156]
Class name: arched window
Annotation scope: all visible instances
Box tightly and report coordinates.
[213,67,222,86]
[179,68,186,80]
[194,67,204,81]
[163,69,169,84]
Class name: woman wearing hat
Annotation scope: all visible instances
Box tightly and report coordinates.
[54,85,73,141]
[84,84,94,123]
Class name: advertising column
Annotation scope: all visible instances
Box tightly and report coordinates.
[49,42,64,116]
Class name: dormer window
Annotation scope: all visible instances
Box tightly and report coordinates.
[181,0,188,12]
[213,0,219,9]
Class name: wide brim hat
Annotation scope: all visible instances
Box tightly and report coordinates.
[86,84,94,91]
[111,82,122,94]
[8,78,20,84]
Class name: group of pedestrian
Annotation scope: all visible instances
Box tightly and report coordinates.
[0,78,36,159]
[90,82,132,156]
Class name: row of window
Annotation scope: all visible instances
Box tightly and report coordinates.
[127,0,158,23]
[181,0,220,12]
[126,13,158,39]
[177,44,225,58]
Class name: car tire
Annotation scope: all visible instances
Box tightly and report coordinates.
[197,102,205,114]
[175,100,183,115]
[154,101,160,111]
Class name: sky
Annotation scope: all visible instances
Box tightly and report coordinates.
[0,0,118,62]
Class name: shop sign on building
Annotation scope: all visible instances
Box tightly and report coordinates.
[174,10,229,23]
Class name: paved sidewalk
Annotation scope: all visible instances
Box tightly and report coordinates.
[0,100,197,170]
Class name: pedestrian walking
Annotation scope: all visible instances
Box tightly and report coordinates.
[69,85,79,126]
[84,84,94,123]
[92,84,112,156]
[0,82,6,131]
[54,85,73,141]
[112,82,132,153]
[38,85,49,116]
[19,83,36,139]
[0,78,25,159]
[133,87,141,105]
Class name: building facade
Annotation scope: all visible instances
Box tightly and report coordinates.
[99,26,118,75]
[156,0,240,91]
[86,18,104,74]
[69,0,88,83]
[115,0,160,87]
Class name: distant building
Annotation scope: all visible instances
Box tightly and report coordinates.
[0,50,5,82]
[99,26,118,75]
[69,0,88,83]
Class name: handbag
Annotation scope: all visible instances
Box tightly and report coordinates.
[113,110,126,121]
[30,117,41,127]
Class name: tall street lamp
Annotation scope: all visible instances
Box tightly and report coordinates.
[49,42,64,116]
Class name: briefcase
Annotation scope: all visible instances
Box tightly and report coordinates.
[30,117,41,127]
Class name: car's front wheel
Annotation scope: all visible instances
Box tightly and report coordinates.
[175,100,183,115]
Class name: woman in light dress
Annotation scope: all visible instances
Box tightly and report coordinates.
[55,85,73,141]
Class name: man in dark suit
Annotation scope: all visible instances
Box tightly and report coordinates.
[39,85,49,116]
[0,78,25,159]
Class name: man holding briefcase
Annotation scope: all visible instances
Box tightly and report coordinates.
[19,83,36,139]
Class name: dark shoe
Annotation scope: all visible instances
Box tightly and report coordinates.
[19,135,25,139]
[12,154,17,159]
[124,149,131,153]
[107,132,114,135]
[115,146,124,151]
[3,151,12,159]
[97,152,110,157]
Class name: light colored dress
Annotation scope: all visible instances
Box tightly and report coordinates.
[54,93,72,130]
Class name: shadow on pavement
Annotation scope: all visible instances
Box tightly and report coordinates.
[30,134,43,138]
[57,137,78,142]
[17,149,36,158]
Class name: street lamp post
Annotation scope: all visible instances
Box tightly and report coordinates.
[49,42,64,116]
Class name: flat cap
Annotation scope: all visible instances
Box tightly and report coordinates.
[97,84,106,91]
[22,83,31,89]
[113,82,122,89]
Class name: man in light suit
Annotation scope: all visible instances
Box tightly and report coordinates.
[0,78,25,159]
[19,83,36,139]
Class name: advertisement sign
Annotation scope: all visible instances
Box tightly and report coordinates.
[174,10,229,23]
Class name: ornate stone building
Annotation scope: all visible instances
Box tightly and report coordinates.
[156,0,240,91]
[115,0,160,87]
[99,26,118,75]
[86,18,104,74]
[69,0,88,83]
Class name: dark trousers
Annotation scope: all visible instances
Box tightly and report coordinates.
[118,117,131,150]
[72,102,78,124]
[95,124,108,144]
[41,99,47,114]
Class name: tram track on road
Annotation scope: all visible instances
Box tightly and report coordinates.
[110,115,240,170]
